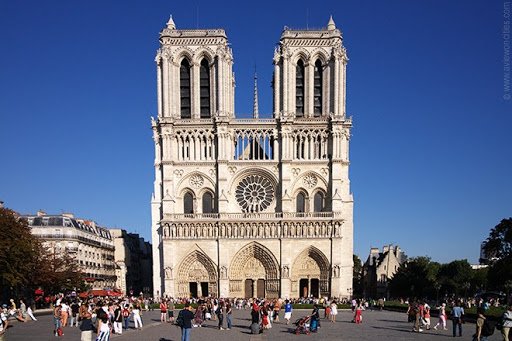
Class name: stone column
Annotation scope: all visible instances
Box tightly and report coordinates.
[162,57,169,117]
[156,58,163,117]
[308,62,314,117]
[274,62,280,116]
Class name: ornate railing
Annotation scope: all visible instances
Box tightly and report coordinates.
[164,211,341,220]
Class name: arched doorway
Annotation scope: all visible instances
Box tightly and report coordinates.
[176,250,217,298]
[291,246,330,298]
[229,242,280,298]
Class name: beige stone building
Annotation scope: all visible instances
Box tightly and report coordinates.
[25,211,116,289]
[111,229,153,295]
[363,245,407,298]
[151,16,354,299]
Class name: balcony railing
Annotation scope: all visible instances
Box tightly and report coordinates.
[164,211,340,220]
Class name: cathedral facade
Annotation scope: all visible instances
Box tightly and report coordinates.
[151,16,353,299]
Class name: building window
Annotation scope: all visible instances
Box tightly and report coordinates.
[313,191,325,212]
[314,60,323,116]
[296,191,306,213]
[180,59,191,119]
[202,191,214,214]
[200,59,210,118]
[184,192,194,214]
[296,60,305,117]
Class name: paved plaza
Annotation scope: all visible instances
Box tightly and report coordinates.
[4,308,504,341]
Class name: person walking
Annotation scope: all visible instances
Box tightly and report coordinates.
[217,301,225,330]
[95,304,111,341]
[168,300,175,323]
[330,300,338,323]
[160,300,167,323]
[473,306,488,341]
[226,300,233,330]
[501,304,512,341]
[53,303,63,336]
[113,303,123,335]
[451,300,465,337]
[434,303,448,330]
[177,303,195,341]
[284,300,293,325]
[0,305,9,341]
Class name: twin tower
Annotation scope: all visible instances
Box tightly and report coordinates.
[151,16,354,300]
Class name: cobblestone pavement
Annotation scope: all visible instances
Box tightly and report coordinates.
[4,308,504,341]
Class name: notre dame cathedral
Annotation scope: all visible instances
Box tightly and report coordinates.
[151,16,353,299]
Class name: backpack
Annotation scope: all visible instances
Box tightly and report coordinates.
[122,308,130,318]
[175,311,184,327]
[481,319,496,336]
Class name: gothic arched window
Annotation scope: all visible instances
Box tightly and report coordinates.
[296,59,305,117]
[183,191,194,214]
[314,60,323,117]
[202,191,214,214]
[180,59,191,119]
[200,59,211,118]
[296,191,306,213]
[314,191,325,212]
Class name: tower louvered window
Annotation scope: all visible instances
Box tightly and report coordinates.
[184,191,194,214]
[200,59,211,118]
[296,191,306,213]
[296,60,305,117]
[314,60,323,117]
[180,59,191,119]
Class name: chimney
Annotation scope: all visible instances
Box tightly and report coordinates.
[37,210,46,217]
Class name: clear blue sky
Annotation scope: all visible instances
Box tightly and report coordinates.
[1,0,510,264]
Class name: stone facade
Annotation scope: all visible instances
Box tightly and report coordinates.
[25,211,116,289]
[151,16,354,299]
[111,229,153,295]
[363,245,407,298]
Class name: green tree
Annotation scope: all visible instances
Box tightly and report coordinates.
[353,254,363,296]
[437,260,473,297]
[32,248,84,294]
[388,256,439,299]
[482,218,512,291]
[0,207,43,297]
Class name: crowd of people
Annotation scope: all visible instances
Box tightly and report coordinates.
[1,293,512,341]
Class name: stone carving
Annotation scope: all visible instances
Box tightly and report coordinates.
[220,266,228,280]
[209,168,216,177]
[165,266,173,279]
[292,168,301,177]
[174,169,184,177]
[228,166,237,174]
[303,174,318,188]
[189,174,204,188]
[333,265,340,278]
[235,174,274,213]
[282,265,290,279]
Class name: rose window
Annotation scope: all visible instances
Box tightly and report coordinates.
[235,175,274,212]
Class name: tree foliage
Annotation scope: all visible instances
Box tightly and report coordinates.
[482,218,512,290]
[0,207,84,297]
[0,208,43,290]
[353,254,363,296]
[388,256,439,299]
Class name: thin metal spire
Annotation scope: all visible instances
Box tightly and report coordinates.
[253,66,259,119]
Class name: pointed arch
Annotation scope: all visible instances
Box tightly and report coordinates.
[229,242,280,298]
[176,249,218,297]
[199,58,211,118]
[291,246,330,297]
[295,59,305,117]
[180,59,191,119]
[314,59,323,116]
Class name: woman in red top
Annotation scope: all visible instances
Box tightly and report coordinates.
[160,300,167,323]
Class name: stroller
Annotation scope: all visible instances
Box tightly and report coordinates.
[294,315,311,335]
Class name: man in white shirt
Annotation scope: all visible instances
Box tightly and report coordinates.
[0,305,9,341]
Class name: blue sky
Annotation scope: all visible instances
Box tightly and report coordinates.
[0,0,510,264]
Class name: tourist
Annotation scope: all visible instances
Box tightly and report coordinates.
[284,299,293,325]
[330,300,338,322]
[194,303,204,327]
[501,304,512,341]
[217,300,225,330]
[26,304,37,321]
[113,303,123,334]
[60,299,69,327]
[122,304,131,330]
[160,299,167,323]
[310,304,320,332]
[132,304,143,330]
[473,306,488,341]
[423,302,431,330]
[168,299,175,323]
[95,302,110,341]
[0,305,9,341]
[434,303,448,330]
[53,303,63,336]
[354,302,363,324]
[451,300,465,337]
[177,303,195,341]
[250,303,260,334]
[79,302,94,341]
[226,300,233,330]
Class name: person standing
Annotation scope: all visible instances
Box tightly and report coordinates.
[95,304,110,341]
[226,300,233,330]
[122,304,131,330]
[451,300,465,337]
[177,303,195,341]
[501,304,512,341]
[330,300,338,323]
[473,306,488,341]
[168,300,175,323]
[53,303,63,336]
[132,304,143,330]
[60,300,69,328]
[79,302,94,341]
[160,300,167,323]
[113,303,123,335]
[0,305,9,341]
[284,300,293,325]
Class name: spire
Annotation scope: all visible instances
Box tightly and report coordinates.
[167,15,176,30]
[327,15,336,31]
[253,69,259,119]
